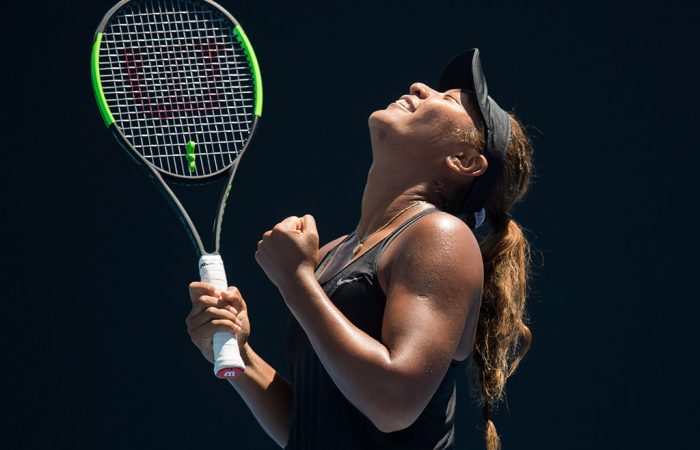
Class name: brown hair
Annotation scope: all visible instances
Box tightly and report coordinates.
[463,114,536,450]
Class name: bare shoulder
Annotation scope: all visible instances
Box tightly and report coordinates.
[378,211,483,292]
[378,210,484,372]
[409,210,480,249]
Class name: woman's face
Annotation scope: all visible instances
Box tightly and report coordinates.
[368,82,483,167]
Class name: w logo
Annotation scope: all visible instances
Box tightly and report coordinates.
[122,43,225,120]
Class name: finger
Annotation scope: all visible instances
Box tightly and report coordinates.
[222,287,246,310]
[187,305,241,332]
[255,250,266,271]
[221,286,242,304]
[255,246,268,263]
[211,319,241,335]
[258,230,272,248]
[189,293,237,320]
[255,250,264,269]
[281,215,300,226]
[189,294,220,316]
[189,282,218,303]
[275,216,301,233]
[301,214,317,234]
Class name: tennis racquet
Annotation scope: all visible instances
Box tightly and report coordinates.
[90,0,262,379]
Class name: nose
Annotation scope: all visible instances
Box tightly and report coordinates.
[409,82,436,99]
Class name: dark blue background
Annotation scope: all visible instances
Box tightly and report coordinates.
[2,0,698,448]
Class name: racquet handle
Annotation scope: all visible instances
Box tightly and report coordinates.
[198,255,246,379]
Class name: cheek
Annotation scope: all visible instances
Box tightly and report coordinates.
[406,107,459,144]
[369,105,460,150]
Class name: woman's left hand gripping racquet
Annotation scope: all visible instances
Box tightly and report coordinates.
[90,0,263,379]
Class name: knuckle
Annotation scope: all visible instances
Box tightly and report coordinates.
[212,319,235,329]
[197,295,215,306]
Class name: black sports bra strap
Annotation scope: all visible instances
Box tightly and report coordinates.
[373,207,440,270]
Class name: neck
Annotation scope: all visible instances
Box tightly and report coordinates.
[356,162,443,238]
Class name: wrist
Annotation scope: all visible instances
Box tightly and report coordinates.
[278,266,316,303]
[226,343,254,385]
[239,342,254,366]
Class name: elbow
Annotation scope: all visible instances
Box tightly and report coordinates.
[366,395,422,433]
[354,371,429,433]
[371,411,419,434]
[275,436,288,449]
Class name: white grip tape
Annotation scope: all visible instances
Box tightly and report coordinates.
[198,255,245,379]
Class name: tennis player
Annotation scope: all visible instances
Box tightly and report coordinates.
[186,48,534,450]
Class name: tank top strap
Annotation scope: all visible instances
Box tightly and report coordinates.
[372,207,440,271]
[314,234,353,276]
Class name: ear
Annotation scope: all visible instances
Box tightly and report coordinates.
[445,151,488,178]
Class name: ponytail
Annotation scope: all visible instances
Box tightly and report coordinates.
[467,115,536,449]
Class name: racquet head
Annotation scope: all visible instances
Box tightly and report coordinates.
[91,0,262,181]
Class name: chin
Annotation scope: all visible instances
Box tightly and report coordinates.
[368,110,391,143]
[368,106,402,133]
[371,114,415,152]
[368,107,388,125]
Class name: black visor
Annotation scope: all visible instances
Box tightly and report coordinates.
[439,48,511,215]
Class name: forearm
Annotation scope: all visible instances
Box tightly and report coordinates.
[227,343,292,447]
[279,273,409,430]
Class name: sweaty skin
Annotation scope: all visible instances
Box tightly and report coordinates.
[188,82,487,445]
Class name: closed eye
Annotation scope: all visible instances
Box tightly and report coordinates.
[445,94,460,104]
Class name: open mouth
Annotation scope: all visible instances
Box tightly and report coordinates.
[394,95,417,112]
[396,99,413,111]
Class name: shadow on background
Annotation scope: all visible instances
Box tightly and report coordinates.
[1,0,698,449]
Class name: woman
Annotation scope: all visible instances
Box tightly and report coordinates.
[186,48,534,450]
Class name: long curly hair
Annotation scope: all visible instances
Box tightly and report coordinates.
[457,114,536,450]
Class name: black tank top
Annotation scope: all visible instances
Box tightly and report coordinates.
[285,208,467,450]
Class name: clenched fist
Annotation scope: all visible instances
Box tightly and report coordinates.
[255,214,319,289]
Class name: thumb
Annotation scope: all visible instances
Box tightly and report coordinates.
[301,214,317,234]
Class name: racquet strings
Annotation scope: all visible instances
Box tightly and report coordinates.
[98,0,255,178]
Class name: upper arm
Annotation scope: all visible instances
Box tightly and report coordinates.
[379,213,483,422]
